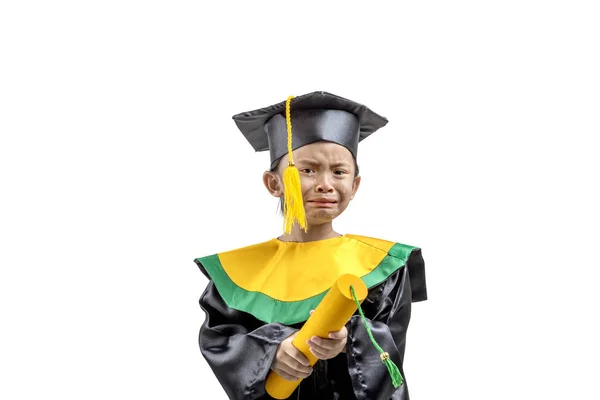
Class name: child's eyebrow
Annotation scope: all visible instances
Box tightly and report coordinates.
[330,162,352,169]
[295,159,352,168]
[295,158,319,166]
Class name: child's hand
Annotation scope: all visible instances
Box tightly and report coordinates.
[306,310,348,360]
[271,332,313,381]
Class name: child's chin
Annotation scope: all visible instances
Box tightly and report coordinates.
[306,211,340,225]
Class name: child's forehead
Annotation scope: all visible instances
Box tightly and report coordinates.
[293,141,355,161]
[273,141,357,172]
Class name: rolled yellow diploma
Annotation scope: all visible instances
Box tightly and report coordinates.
[265,274,368,399]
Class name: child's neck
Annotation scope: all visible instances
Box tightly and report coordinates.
[278,223,341,243]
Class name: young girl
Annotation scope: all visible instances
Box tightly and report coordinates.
[195,91,427,399]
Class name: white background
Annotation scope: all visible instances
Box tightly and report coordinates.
[1,1,599,399]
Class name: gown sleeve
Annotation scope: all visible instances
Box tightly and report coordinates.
[199,281,298,400]
[345,249,427,400]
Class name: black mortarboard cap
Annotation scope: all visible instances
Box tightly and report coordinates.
[232,91,388,169]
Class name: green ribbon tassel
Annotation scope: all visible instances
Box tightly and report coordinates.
[350,285,404,388]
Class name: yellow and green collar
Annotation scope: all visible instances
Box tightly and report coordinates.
[195,234,419,324]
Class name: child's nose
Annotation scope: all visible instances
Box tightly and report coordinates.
[315,175,334,192]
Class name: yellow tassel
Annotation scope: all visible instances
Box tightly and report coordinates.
[283,163,307,233]
[282,96,307,234]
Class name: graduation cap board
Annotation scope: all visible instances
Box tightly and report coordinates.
[232,91,389,233]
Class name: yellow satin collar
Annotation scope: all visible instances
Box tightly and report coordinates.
[217,234,395,302]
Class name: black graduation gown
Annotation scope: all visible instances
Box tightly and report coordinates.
[196,248,427,400]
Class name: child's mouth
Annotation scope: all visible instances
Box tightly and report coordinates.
[307,200,338,208]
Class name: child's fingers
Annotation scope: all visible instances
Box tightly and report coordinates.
[275,350,312,377]
[285,346,311,368]
[286,362,312,379]
[308,346,330,360]
[308,336,340,351]
[285,357,312,375]
[328,331,346,340]
[275,362,311,381]
[276,369,300,382]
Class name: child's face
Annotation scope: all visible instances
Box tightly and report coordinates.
[264,141,361,226]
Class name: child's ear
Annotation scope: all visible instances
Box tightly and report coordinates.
[263,171,283,198]
[350,175,361,200]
